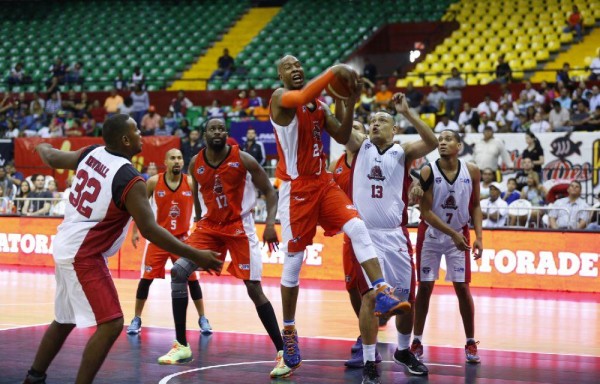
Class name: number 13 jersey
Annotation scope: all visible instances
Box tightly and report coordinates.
[352,138,408,229]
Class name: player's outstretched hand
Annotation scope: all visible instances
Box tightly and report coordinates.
[192,250,223,275]
[393,92,410,115]
[472,239,483,260]
[263,225,280,253]
[451,232,470,252]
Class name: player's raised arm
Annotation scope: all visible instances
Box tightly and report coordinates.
[467,162,483,259]
[419,165,470,251]
[125,179,221,272]
[394,93,438,163]
[322,82,361,145]
[35,143,87,171]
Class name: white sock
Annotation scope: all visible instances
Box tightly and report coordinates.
[363,344,377,364]
[413,334,422,342]
[397,332,411,350]
[467,337,476,344]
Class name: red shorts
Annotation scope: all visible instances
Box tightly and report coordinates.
[279,175,359,253]
[186,215,262,281]
[142,235,198,281]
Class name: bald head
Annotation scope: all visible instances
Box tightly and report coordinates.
[165,148,182,160]
[277,55,304,90]
[277,55,299,73]
[164,148,183,175]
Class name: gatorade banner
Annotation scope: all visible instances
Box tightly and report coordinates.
[1,217,598,293]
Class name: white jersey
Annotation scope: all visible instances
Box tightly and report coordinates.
[425,159,472,237]
[352,138,409,229]
[53,146,143,261]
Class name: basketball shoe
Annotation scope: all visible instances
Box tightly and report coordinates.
[157,340,193,365]
[345,336,383,368]
[199,315,212,335]
[410,339,424,360]
[126,316,142,335]
[361,361,380,384]
[393,348,429,375]
[281,328,301,369]
[270,350,293,378]
[465,340,481,364]
[351,336,362,353]
[374,286,411,317]
[23,370,46,384]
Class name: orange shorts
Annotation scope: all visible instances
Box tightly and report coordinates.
[279,175,359,253]
[186,214,262,281]
[342,234,369,294]
[142,235,198,281]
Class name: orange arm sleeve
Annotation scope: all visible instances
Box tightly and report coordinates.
[280,69,335,108]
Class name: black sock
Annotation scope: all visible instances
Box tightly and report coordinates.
[256,301,284,352]
[172,296,189,346]
[27,368,46,383]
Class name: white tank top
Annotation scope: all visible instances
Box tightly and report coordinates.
[426,159,472,237]
[352,138,408,229]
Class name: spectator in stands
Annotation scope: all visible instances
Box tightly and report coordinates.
[130,66,145,90]
[89,99,107,127]
[210,48,235,82]
[252,98,270,122]
[114,71,128,90]
[140,105,161,136]
[434,114,459,132]
[473,126,513,174]
[176,118,191,138]
[477,94,499,120]
[374,83,393,108]
[586,106,600,130]
[520,172,546,207]
[520,81,540,103]
[589,51,600,80]
[29,92,45,114]
[479,168,495,200]
[555,87,572,110]
[362,58,377,84]
[206,99,225,119]
[426,84,446,113]
[501,178,521,204]
[142,163,158,181]
[44,91,62,117]
[6,62,30,90]
[499,83,514,106]
[496,102,515,132]
[588,85,600,112]
[61,90,78,114]
[529,112,552,133]
[116,96,134,116]
[231,90,250,118]
[563,5,583,42]
[477,112,498,133]
[22,174,52,216]
[494,54,512,84]
[458,102,479,133]
[481,182,508,228]
[444,67,466,121]
[0,185,12,214]
[549,100,571,132]
[242,128,266,166]
[513,92,533,117]
[104,89,124,116]
[130,84,149,125]
[47,179,65,216]
[162,111,179,135]
[14,178,30,214]
[46,57,67,93]
[74,92,89,118]
[5,162,23,187]
[170,90,193,119]
[65,118,85,137]
[181,129,204,170]
[515,157,535,191]
[538,81,557,106]
[358,86,376,115]
[405,81,423,109]
[30,100,46,130]
[566,101,592,131]
[556,63,573,88]
[549,181,590,229]
[65,62,84,86]
[0,166,14,198]
[246,90,262,115]
[522,132,545,174]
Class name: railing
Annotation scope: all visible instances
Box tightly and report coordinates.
[2,197,67,217]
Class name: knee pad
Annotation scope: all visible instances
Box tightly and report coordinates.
[135,278,153,300]
[343,218,377,264]
[171,259,197,299]
[281,252,304,287]
[188,280,203,301]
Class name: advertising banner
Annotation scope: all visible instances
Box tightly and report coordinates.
[1,218,598,292]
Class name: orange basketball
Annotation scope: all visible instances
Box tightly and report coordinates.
[326,65,356,100]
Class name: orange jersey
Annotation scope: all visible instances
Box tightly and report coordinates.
[332,152,352,197]
[271,100,329,181]
[153,173,193,237]
[193,145,256,224]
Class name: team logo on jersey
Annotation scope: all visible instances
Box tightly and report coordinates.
[390,151,398,156]
[169,204,181,218]
[422,267,431,274]
[335,167,343,174]
[312,126,322,142]
[157,190,166,197]
[144,265,153,272]
[238,263,250,270]
[367,165,386,181]
[435,177,442,184]
[228,162,240,168]
[213,175,223,195]
[197,166,205,175]
[365,142,372,150]
[234,229,244,235]
[454,267,465,272]
[441,194,458,210]
[183,191,192,196]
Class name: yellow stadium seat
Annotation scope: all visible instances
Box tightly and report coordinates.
[430,62,444,73]
[509,59,523,71]
[488,36,502,47]
[504,51,518,61]
[466,76,479,86]
[462,61,475,73]
[456,53,470,64]
[514,42,528,52]
[522,59,537,70]
[488,52,500,62]
[412,78,424,87]
[415,62,429,73]
[535,50,550,61]
[396,78,409,88]
[441,53,454,63]
[497,28,510,39]
[517,35,531,45]
[571,70,587,81]
[584,56,593,66]
[467,44,480,55]
[520,51,534,60]
[498,43,512,53]
[420,113,436,128]
[541,26,556,35]
[477,61,493,73]
[451,45,463,55]
[530,41,544,51]
[503,35,517,46]
[560,32,573,43]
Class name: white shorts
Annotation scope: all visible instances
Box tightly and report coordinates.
[416,223,471,283]
[363,228,415,302]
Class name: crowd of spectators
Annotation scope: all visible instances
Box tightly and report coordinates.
[0,168,67,217]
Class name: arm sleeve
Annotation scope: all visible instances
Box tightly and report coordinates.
[280,70,335,108]
[111,164,144,210]
[419,164,433,191]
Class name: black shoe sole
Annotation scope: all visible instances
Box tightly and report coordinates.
[393,356,429,376]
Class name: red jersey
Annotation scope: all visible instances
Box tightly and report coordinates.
[193,145,256,224]
[332,152,352,197]
[152,172,193,237]
[271,100,329,181]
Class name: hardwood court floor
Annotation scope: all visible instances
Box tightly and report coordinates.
[1,267,599,383]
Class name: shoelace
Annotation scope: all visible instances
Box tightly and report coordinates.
[283,333,297,354]
[466,341,479,355]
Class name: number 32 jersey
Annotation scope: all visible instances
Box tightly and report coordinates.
[53,146,144,261]
[352,138,409,229]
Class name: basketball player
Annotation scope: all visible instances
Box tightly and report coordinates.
[412,129,483,364]
[126,148,212,336]
[158,118,292,378]
[270,55,407,371]
[341,94,437,383]
[24,114,221,384]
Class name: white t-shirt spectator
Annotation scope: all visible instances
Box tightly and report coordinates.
[481,197,508,228]
[496,109,515,127]
[426,91,446,111]
[477,101,499,117]
[472,137,514,171]
[434,119,460,132]
[589,93,600,113]
[590,57,600,76]
[548,197,591,229]
[458,109,478,132]
[477,121,498,133]
[549,108,570,130]
[529,120,551,133]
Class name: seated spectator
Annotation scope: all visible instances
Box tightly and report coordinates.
[458,102,479,132]
[209,48,235,82]
[548,181,590,229]
[74,92,89,118]
[175,118,191,138]
[549,100,571,132]
[231,90,250,117]
[46,57,67,93]
[434,114,459,132]
[566,101,592,131]
[130,66,145,90]
[494,54,512,84]
[5,162,23,187]
[375,84,393,108]
[206,99,225,118]
[0,166,14,197]
[114,71,128,90]
[477,112,498,133]
[481,182,508,227]
[529,112,552,133]
[515,157,535,190]
[140,105,162,136]
[499,83,514,106]
[587,105,600,130]
[65,62,84,86]
[477,94,499,120]
[22,174,52,216]
[513,93,533,116]
[563,5,583,41]
[589,85,600,112]
[6,62,31,90]
[44,91,62,117]
[61,90,79,114]
[589,51,600,80]
[538,81,557,105]
[520,81,540,103]
[252,98,270,122]
[495,102,515,132]
[14,179,30,214]
[522,132,545,174]
[480,168,495,200]
[520,172,546,207]
[426,84,446,113]
[170,90,193,119]
[65,118,85,137]
[38,111,66,138]
[247,90,262,111]
[89,100,107,126]
[0,185,12,214]
[555,87,572,110]
[104,89,124,115]
[405,82,423,109]
[501,178,521,204]
[556,63,573,88]
[162,111,179,135]
[47,180,65,216]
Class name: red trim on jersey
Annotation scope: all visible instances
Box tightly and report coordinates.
[120,176,144,207]
[401,162,411,227]
[415,221,428,282]
[463,224,472,283]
